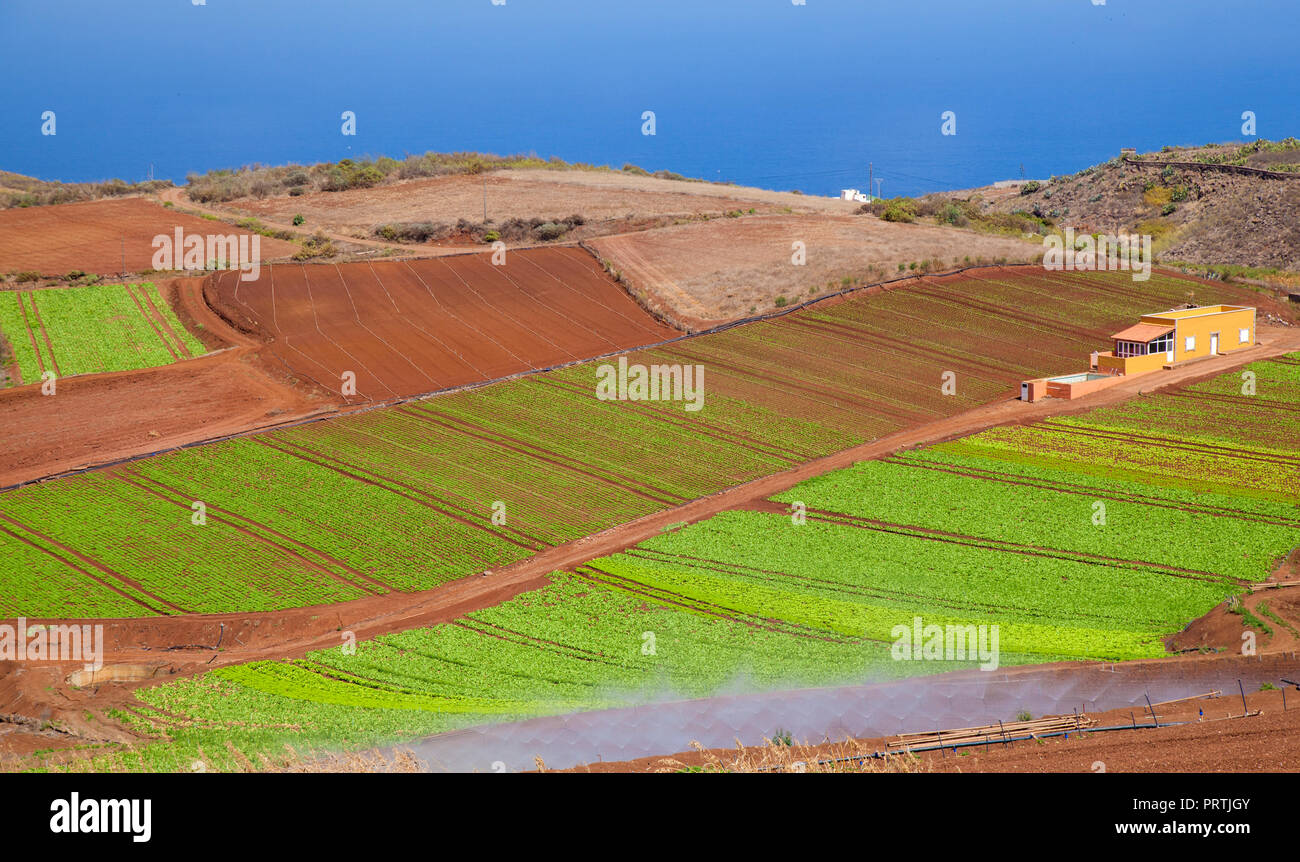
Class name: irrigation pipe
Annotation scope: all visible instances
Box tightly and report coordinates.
[754,721,1188,771]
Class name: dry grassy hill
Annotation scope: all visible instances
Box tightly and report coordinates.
[976,140,1300,272]
[0,169,171,208]
[180,154,857,247]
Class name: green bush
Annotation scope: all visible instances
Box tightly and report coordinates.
[1020,181,1041,195]
[322,162,384,192]
[1161,203,1177,216]
[293,232,337,261]
[373,222,448,243]
[292,214,305,226]
[937,203,969,227]
[881,199,917,223]
[533,222,568,241]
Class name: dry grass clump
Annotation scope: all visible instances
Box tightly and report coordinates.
[651,737,932,774]
[269,746,427,773]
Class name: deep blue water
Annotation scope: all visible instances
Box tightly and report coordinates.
[2,0,1297,197]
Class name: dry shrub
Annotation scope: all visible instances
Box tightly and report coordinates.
[651,737,933,774]
[270,746,427,773]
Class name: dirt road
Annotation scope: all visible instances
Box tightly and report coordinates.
[13,325,1299,669]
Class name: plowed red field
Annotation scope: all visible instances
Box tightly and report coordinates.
[208,247,680,402]
[0,197,298,276]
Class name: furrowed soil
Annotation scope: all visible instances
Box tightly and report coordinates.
[0,197,299,276]
[0,278,334,488]
[3,325,1297,763]
[206,247,681,402]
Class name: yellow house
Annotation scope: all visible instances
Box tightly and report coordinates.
[1095,305,1255,376]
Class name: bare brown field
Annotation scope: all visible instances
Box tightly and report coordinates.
[0,277,334,488]
[224,169,857,241]
[208,247,680,403]
[588,213,1043,326]
[0,197,299,276]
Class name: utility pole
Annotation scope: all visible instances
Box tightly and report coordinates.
[868,162,873,200]
[874,178,883,199]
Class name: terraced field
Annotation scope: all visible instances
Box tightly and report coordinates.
[0,282,205,386]
[39,351,1299,772]
[207,248,680,402]
[87,573,1032,772]
[0,269,1274,617]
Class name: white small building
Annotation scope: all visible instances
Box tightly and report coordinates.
[839,188,872,203]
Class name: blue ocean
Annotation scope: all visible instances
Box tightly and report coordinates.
[2,0,1297,197]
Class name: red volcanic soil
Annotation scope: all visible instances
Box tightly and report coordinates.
[0,197,298,276]
[0,279,334,488]
[207,247,681,402]
[559,660,1300,774]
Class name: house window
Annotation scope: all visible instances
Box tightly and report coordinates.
[1148,333,1173,355]
[1185,335,1196,352]
[1239,328,1250,343]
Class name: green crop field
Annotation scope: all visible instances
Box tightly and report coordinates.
[0,271,1272,618]
[0,282,204,386]
[65,572,1035,773]
[37,351,1299,773]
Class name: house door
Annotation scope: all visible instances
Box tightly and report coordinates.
[1210,333,1219,355]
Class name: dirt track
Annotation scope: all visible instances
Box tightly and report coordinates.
[4,323,1296,753]
[0,197,298,276]
[207,248,680,402]
[1,264,1296,763]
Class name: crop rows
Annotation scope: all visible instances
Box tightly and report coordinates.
[70,573,984,772]
[1,271,1278,618]
[772,450,1298,583]
[39,331,1297,770]
[0,282,204,386]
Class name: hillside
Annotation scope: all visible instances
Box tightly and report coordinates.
[971,140,1300,273]
[181,154,855,248]
[0,169,171,208]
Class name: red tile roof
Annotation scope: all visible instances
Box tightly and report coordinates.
[1111,323,1173,342]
